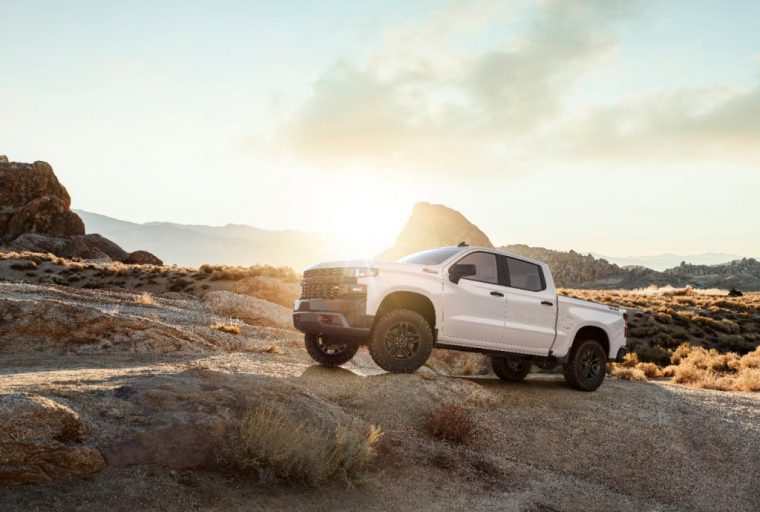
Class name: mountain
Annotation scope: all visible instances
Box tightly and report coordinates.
[590,252,745,271]
[377,202,493,261]
[75,210,341,269]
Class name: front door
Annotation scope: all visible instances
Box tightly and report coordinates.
[441,251,507,347]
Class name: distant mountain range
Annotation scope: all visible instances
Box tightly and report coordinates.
[75,210,343,269]
[78,204,760,290]
[590,252,744,271]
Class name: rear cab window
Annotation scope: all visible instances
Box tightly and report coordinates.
[505,257,545,291]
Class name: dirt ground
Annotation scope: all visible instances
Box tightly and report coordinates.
[1,281,759,511]
[2,352,759,511]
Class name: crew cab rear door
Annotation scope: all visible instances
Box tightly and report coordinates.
[500,256,557,355]
[440,251,507,347]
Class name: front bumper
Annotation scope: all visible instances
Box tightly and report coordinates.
[292,298,373,342]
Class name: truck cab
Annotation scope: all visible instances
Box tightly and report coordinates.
[293,245,627,391]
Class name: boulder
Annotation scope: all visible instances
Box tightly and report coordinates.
[0,155,8,164]
[1,233,129,261]
[122,250,163,266]
[0,160,84,242]
[231,275,300,307]
[202,291,294,329]
[0,394,104,485]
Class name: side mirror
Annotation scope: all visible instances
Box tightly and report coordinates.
[449,263,477,284]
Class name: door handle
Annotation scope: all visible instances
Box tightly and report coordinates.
[541,300,553,306]
[490,291,504,297]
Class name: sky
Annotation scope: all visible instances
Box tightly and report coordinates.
[2,0,759,258]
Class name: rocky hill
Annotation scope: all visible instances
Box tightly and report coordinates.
[378,202,493,261]
[0,157,161,265]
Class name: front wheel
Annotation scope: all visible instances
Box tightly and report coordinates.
[304,333,359,367]
[368,309,434,373]
[563,339,607,391]
[492,356,531,382]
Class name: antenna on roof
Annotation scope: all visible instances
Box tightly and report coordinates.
[457,241,468,247]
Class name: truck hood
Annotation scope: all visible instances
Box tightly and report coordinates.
[305,260,434,274]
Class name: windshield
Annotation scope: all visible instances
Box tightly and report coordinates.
[398,247,464,265]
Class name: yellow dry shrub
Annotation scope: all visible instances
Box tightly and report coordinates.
[222,406,381,486]
[610,366,647,382]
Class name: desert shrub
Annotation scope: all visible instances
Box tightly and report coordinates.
[199,264,299,283]
[231,276,299,308]
[211,322,241,335]
[222,406,381,486]
[169,278,193,292]
[424,403,476,444]
[632,343,671,366]
[10,260,37,271]
[666,344,760,391]
[242,343,284,354]
[610,366,647,381]
[135,292,155,305]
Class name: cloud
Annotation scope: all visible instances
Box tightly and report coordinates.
[279,0,636,174]
[279,0,760,175]
[561,81,760,163]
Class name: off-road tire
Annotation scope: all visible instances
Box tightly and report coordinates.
[304,333,359,367]
[492,356,531,382]
[563,339,607,391]
[368,309,434,373]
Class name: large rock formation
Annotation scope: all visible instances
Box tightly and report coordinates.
[0,394,104,485]
[0,161,84,242]
[0,158,161,265]
[378,202,493,261]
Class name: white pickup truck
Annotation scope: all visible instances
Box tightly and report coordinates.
[293,245,628,391]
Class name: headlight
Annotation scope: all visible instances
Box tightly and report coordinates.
[343,267,379,278]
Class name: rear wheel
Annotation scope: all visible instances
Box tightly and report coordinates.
[492,356,531,382]
[563,339,607,391]
[304,333,359,367]
[368,309,433,373]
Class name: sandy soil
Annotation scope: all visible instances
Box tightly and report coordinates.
[1,282,759,511]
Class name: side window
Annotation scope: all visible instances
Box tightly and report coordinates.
[456,252,499,284]
[506,257,545,292]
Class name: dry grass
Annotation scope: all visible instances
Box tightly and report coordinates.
[210,322,241,335]
[424,403,476,444]
[221,406,382,486]
[562,288,760,365]
[135,292,155,305]
[241,344,284,355]
[1,251,301,304]
[610,344,760,392]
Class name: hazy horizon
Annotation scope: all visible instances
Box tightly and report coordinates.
[74,207,755,268]
[3,0,759,257]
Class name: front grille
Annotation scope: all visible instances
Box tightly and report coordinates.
[300,268,351,299]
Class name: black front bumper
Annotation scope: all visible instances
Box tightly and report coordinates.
[613,346,628,363]
[292,298,373,342]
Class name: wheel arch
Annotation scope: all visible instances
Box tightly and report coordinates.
[571,325,610,357]
[375,291,436,332]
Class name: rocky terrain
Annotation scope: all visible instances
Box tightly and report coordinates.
[1,281,759,511]
[0,158,161,265]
